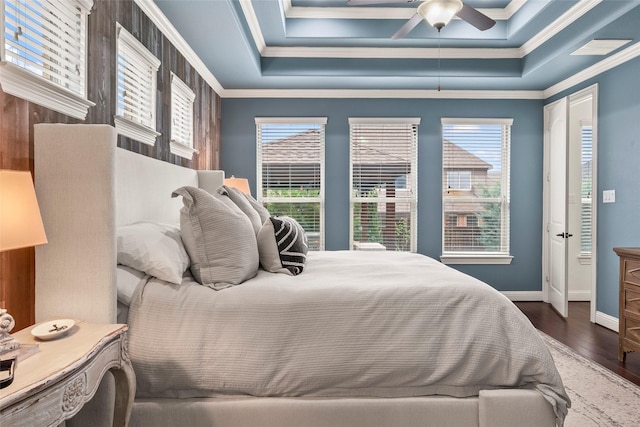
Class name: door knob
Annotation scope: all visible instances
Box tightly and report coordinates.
[555,232,573,238]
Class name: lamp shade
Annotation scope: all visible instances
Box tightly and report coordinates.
[224,176,251,195]
[418,0,463,30]
[0,170,48,252]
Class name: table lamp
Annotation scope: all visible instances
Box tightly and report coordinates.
[224,175,251,195]
[0,170,48,355]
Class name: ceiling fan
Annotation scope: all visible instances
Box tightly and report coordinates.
[348,0,496,39]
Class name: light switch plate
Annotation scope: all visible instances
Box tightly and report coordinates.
[603,189,616,203]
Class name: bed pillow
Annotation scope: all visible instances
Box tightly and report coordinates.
[172,186,259,290]
[243,192,270,224]
[116,221,189,285]
[257,216,308,276]
[116,265,150,306]
[218,185,262,235]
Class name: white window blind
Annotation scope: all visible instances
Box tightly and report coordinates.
[170,73,196,159]
[2,0,88,96]
[580,124,593,254]
[442,118,512,258]
[349,118,419,253]
[256,117,326,251]
[115,24,160,144]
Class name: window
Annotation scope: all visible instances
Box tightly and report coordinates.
[580,123,592,255]
[447,170,471,190]
[0,0,94,118]
[170,73,197,159]
[349,118,419,253]
[114,24,160,146]
[256,117,326,250]
[441,118,513,264]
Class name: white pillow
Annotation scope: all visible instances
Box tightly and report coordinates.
[116,265,149,306]
[117,221,190,285]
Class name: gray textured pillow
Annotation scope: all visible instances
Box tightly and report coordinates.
[257,216,308,276]
[243,192,270,224]
[172,186,259,289]
[218,185,262,235]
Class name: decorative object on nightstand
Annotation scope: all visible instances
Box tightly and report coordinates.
[224,175,251,195]
[0,170,48,356]
[30,318,76,340]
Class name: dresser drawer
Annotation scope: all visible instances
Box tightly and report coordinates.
[625,287,640,318]
[625,317,640,346]
[624,259,640,286]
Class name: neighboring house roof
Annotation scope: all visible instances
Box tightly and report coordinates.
[262,129,321,164]
[263,128,413,181]
[443,140,492,171]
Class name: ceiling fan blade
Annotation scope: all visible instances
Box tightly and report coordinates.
[391,13,423,40]
[456,3,496,31]
[347,0,413,6]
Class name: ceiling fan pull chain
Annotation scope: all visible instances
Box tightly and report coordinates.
[437,29,441,92]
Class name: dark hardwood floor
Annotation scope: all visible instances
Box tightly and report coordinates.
[516,301,640,387]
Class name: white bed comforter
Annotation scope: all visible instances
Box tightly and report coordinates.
[127,250,570,424]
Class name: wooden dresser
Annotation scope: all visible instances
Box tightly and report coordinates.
[614,247,640,362]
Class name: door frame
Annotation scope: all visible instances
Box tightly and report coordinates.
[542,83,598,322]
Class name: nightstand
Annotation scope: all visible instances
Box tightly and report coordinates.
[0,321,135,426]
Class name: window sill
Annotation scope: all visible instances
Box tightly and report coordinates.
[114,116,160,146]
[170,140,198,159]
[440,254,513,265]
[0,62,95,119]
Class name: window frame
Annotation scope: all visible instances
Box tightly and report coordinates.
[447,170,472,191]
[0,0,95,119]
[440,117,513,265]
[114,23,160,146]
[255,117,326,251]
[348,117,419,253]
[169,72,197,159]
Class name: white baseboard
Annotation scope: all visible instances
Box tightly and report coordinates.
[501,291,543,301]
[595,311,619,332]
[568,290,592,301]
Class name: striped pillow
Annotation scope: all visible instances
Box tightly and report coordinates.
[172,186,259,289]
[257,216,308,276]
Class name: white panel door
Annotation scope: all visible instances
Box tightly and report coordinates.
[547,98,570,317]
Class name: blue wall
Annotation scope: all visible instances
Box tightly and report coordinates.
[548,56,640,317]
[221,98,545,292]
[221,55,640,317]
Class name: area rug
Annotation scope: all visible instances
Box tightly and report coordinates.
[540,332,640,426]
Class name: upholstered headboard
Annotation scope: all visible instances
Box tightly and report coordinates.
[34,124,224,324]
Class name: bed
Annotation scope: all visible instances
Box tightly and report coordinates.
[33,124,569,427]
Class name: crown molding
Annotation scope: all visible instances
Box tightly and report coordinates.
[244,0,597,60]
[544,40,640,98]
[239,0,267,54]
[221,88,544,99]
[281,0,526,20]
[520,0,602,56]
[263,46,522,59]
[133,0,224,94]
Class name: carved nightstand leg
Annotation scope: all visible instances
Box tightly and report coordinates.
[111,334,136,427]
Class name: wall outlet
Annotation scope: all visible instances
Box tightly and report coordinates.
[603,189,616,203]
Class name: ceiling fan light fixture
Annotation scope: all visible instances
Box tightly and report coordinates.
[417,0,463,31]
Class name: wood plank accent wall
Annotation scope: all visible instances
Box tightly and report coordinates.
[0,0,221,331]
